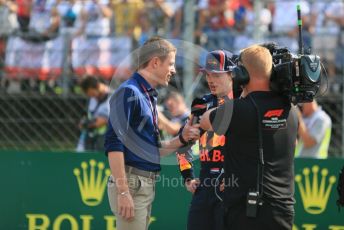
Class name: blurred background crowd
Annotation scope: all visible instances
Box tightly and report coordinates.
[0,0,343,157]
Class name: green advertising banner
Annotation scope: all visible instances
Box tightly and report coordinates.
[293,158,344,230]
[0,151,343,230]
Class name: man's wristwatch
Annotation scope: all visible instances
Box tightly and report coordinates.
[179,133,188,145]
[119,191,130,196]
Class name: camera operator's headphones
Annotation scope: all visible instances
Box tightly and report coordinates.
[232,53,250,87]
[232,50,277,90]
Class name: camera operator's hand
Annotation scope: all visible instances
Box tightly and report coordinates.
[185,178,200,194]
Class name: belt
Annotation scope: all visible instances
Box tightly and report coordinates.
[125,165,159,180]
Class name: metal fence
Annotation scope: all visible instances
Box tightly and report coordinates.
[0,93,87,151]
[0,0,343,156]
[318,95,343,157]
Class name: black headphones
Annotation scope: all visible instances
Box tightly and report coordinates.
[232,65,250,86]
[232,53,250,87]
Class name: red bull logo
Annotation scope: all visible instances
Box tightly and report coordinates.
[200,133,226,148]
[200,149,224,162]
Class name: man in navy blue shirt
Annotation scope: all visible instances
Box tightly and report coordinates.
[105,37,200,230]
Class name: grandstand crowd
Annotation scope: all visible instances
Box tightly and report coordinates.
[0,0,343,94]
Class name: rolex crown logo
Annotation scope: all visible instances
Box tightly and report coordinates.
[73,159,111,206]
[295,165,336,214]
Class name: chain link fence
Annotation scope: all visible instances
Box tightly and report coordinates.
[0,0,343,157]
[0,93,87,151]
[318,95,343,157]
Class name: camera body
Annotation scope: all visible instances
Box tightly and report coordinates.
[80,116,91,130]
[80,116,96,137]
[269,46,321,104]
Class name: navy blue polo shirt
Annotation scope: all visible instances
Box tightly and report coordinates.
[104,73,161,172]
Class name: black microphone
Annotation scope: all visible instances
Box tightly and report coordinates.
[191,97,208,125]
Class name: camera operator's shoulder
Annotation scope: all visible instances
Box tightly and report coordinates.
[233,96,250,107]
[231,97,255,116]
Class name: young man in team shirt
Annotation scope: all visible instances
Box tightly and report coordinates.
[177,49,236,230]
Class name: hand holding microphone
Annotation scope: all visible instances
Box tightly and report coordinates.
[191,97,208,125]
[179,97,208,146]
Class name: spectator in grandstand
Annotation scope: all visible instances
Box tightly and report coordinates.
[78,76,110,152]
[19,0,60,42]
[0,0,17,87]
[296,100,332,159]
[137,0,182,45]
[4,0,61,94]
[0,0,17,35]
[169,1,183,39]
[310,1,344,78]
[232,1,272,53]
[70,0,114,79]
[270,0,311,53]
[196,0,237,52]
[323,2,344,76]
[16,0,31,32]
[110,0,144,41]
[158,91,190,136]
[76,0,112,37]
[56,0,84,35]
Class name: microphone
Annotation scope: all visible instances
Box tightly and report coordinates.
[191,97,208,125]
[297,4,304,55]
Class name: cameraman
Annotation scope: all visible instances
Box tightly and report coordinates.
[78,76,110,152]
[177,50,235,230]
[200,45,298,230]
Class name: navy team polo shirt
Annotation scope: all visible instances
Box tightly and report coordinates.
[104,73,161,172]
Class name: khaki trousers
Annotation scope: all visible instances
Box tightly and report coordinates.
[107,172,156,230]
